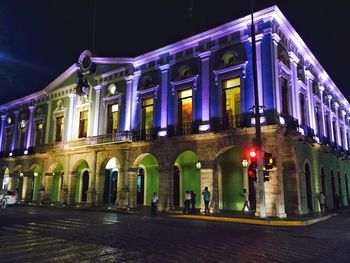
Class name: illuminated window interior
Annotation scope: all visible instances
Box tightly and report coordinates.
[35,122,43,146]
[56,116,64,142]
[142,98,154,130]
[223,78,240,116]
[107,103,119,133]
[178,89,192,124]
[79,110,89,138]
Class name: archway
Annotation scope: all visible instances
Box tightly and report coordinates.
[173,166,180,207]
[74,160,89,203]
[1,168,10,190]
[305,163,313,211]
[174,151,200,208]
[217,147,245,211]
[104,158,118,205]
[137,154,159,206]
[51,163,64,202]
[29,164,42,202]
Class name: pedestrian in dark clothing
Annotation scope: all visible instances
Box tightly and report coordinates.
[151,192,159,216]
[202,187,211,215]
[190,190,196,214]
[183,190,191,214]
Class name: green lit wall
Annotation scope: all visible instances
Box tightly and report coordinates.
[294,141,350,213]
[140,154,159,205]
[176,151,200,207]
[218,147,244,211]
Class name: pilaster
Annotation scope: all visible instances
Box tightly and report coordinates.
[305,70,316,132]
[288,52,300,120]
[271,33,281,113]
[159,64,170,132]
[319,86,326,137]
[198,51,211,126]
[93,86,102,136]
[26,106,35,149]
[0,115,6,151]
[11,111,20,151]
[66,94,77,141]
[45,100,52,144]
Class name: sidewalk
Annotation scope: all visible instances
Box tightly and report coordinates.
[19,202,336,227]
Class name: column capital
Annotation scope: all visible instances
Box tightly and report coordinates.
[327,95,333,101]
[271,33,281,44]
[159,64,170,72]
[28,106,36,112]
[288,51,300,64]
[198,51,212,60]
[319,85,325,93]
[1,115,6,121]
[68,93,77,99]
[305,70,314,80]
[334,102,339,109]
[124,75,134,83]
[248,33,263,43]
[341,110,346,117]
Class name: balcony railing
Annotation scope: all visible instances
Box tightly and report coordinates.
[281,114,299,132]
[167,122,199,137]
[211,114,250,131]
[133,128,158,141]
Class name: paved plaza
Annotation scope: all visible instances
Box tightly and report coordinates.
[0,206,349,262]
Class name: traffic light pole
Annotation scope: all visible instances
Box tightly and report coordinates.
[250,0,266,218]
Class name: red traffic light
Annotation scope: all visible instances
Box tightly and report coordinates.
[249,148,257,159]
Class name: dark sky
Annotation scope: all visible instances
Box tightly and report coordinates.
[0,0,349,104]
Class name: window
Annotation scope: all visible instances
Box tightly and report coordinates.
[332,120,337,145]
[18,125,26,149]
[325,115,330,139]
[4,128,12,152]
[281,78,289,115]
[56,116,64,142]
[315,106,321,137]
[35,122,43,146]
[79,111,88,138]
[300,93,306,126]
[223,77,241,117]
[141,98,154,138]
[107,104,119,134]
[178,89,192,125]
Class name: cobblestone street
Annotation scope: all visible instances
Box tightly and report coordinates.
[0,206,349,262]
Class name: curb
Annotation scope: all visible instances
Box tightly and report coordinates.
[169,213,336,227]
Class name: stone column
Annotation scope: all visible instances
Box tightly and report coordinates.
[255,34,264,110]
[128,169,138,208]
[0,114,6,151]
[198,51,211,127]
[271,33,281,114]
[305,70,316,132]
[87,151,97,205]
[43,173,53,203]
[93,86,102,136]
[117,149,130,207]
[66,94,77,141]
[158,166,171,212]
[26,106,35,149]
[200,161,214,213]
[288,52,300,120]
[44,101,52,144]
[159,64,170,132]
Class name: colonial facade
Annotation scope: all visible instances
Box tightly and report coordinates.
[1,6,350,217]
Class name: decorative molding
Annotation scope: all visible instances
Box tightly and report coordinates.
[213,62,248,85]
[171,76,198,95]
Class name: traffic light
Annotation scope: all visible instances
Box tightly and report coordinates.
[248,148,257,181]
[264,152,274,170]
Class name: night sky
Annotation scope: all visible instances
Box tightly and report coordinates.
[0,0,349,104]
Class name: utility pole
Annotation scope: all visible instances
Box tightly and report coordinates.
[250,0,266,218]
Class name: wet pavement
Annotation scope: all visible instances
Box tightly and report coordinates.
[0,206,349,262]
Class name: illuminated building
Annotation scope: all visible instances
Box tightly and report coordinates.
[1,6,349,217]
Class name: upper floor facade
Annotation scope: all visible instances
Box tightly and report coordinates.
[1,6,350,157]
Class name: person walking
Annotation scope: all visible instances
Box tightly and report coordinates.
[318,192,326,215]
[151,192,159,216]
[190,190,196,214]
[183,190,191,214]
[241,189,251,213]
[202,187,211,215]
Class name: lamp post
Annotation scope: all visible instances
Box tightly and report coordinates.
[250,0,266,218]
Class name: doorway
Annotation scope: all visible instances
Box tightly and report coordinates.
[305,164,313,211]
[81,171,89,202]
[137,168,145,205]
[173,166,180,207]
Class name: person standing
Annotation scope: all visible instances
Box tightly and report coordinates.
[241,189,251,213]
[318,192,326,214]
[151,192,159,216]
[202,187,211,215]
[190,190,196,214]
[183,190,191,214]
